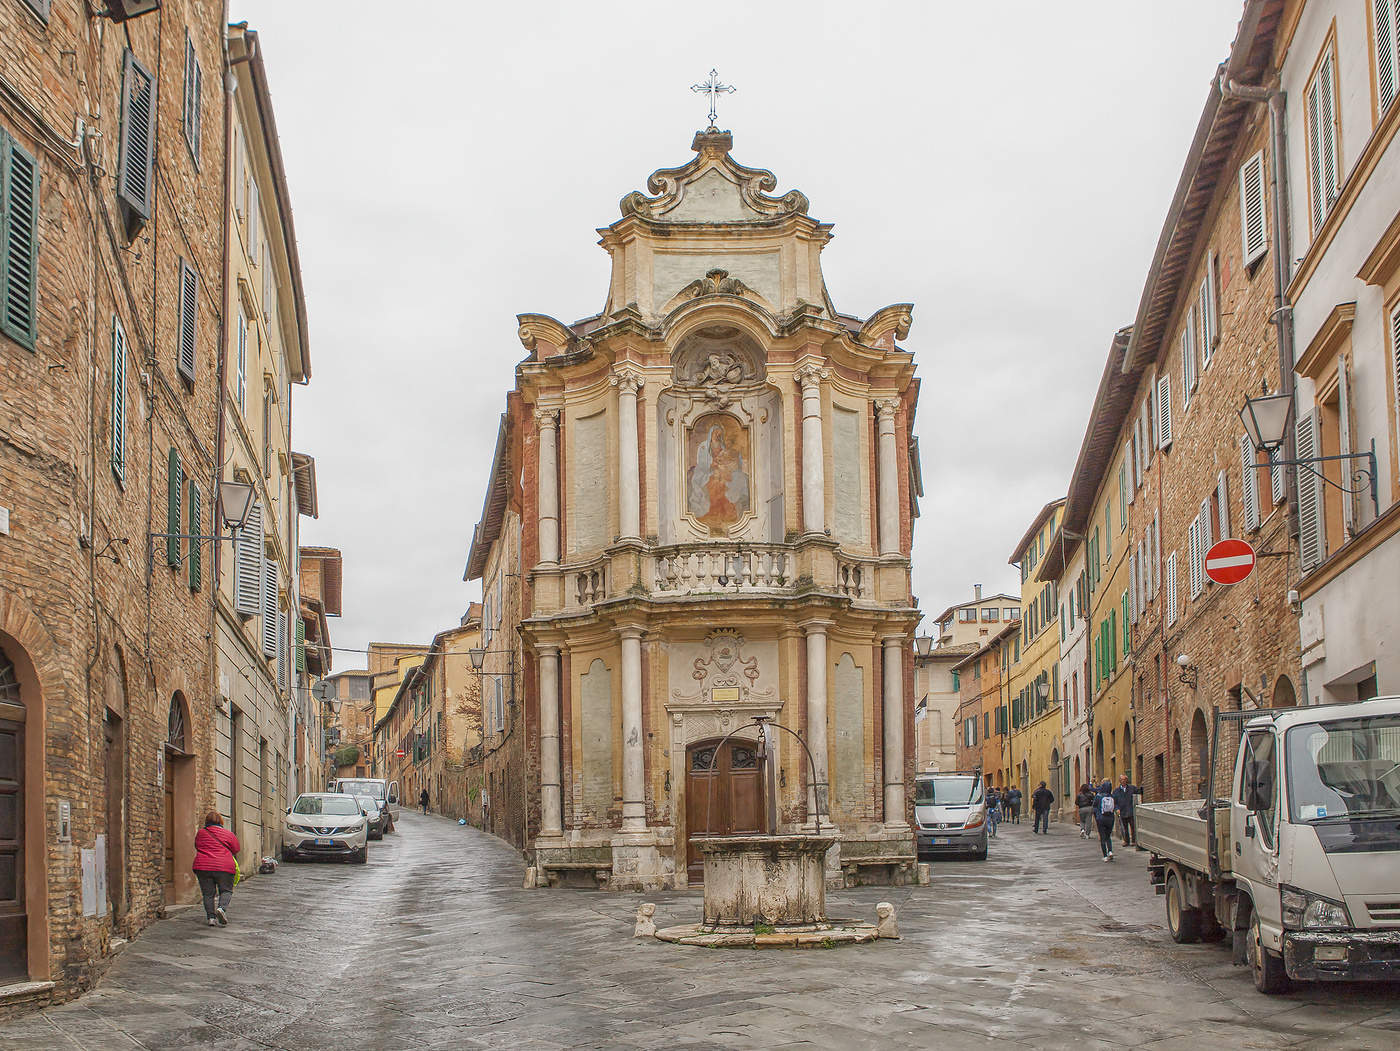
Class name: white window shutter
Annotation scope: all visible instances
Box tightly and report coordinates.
[1320,53,1339,216]
[1380,0,1399,113]
[1239,151,1268,266]
[1337,355,1355,533]
[1188,515,1203,600]
[262,557,279,658]
[1166,552,1179,626]
[1129,549,1138,624]
[249,183,260,262]
[1240,434,1261,531]
[1216,470,1229,540]
[1157,375,1173,448]
[234,501,263,615]
[1392,304,1400,473]
[1270,446,1286,505]
[1144,385,1155,453]
[1152,511,1161,598]
[1296,409,1328,571]
[1200,497,1213,555]
[1199,278,1214,365]
[277,609,287,692]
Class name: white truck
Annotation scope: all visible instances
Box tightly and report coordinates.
[1136,696,1400,993]
[329,776,400,832]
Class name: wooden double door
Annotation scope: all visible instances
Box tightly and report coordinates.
[685,738,764,883]
[0,710,25,982]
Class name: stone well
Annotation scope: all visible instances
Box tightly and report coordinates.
[693,833,834,927]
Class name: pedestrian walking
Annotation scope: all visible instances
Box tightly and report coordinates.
[1008,786,1022,823]
[419,787,430,814]
[1113,774,1144,848]
[1093,780,1116,861]
[1031,781,1054,834]
[986,788,1002,837]
[1075,783,1095,839]
[192,811,240,928]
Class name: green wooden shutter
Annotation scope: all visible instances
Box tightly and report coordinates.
[115,50,155,232]
[166,447,182,566]
[1,132,41,349]
[187,478,201,590]
[295,616,306,672]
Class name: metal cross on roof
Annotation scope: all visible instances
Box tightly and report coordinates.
[691,68,735,129]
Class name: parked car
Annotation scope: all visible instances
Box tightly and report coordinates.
[329,777,398,832]
[915,771,988,860]
[355,795,388,840]
[283,792,369,863]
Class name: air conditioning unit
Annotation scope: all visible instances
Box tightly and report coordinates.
[104,0,162,22]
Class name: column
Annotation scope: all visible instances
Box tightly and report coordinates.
[882,635,908,829]
[876,399,900,556]
[538,644,562,836]
[536,408,560,565]
[796,364,829,535]
[611,369,642,542]
[620,625,646,831]
[803,619,831,825]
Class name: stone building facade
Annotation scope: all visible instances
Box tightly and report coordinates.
[465,129,923,890]
[0,0,230,1006]
[914,641,974,773]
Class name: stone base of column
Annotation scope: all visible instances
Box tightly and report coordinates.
[609,829,671,892]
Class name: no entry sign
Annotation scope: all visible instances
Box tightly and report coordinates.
[395,749,406,759]
[1205,538,1256,585]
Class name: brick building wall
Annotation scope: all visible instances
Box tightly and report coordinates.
[0,0,226,1004]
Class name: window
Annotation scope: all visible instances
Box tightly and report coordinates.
[981,607,998,622]
[1005,607,1020,620]
[182,32,202,164]
[1199,256,1219,366]
[1239,150,1268,267]
[1213,470,1229,545]
[1181,306,1198,407]
[951,671,959,692]
[1306,45,1340,234]
[1240,434,1261,531]
[958,608,978,623]
[1296,409,1328,571]
[236,310,247,414]
[1157,374,1174,449]
[263,244,274,324]
[177,258,198,383]
[1377,0,1400,114]
[249,183,260,263]
[111,317,127,484]
[1121,591,1129,654]
[116,50,155,236]
[1,128,40,349]
[187,478,201,591]
[262,557,279,659]
[1104,503,1111,559]
[1118,462,1127,526]
[166,448,182,566]
[262,390,273,478]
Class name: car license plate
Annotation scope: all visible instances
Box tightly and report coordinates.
[316,838,334,846]
[933,837,951,845]
[1315,945,1348,963]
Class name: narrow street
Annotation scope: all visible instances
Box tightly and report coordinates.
[2,813,1396,1049]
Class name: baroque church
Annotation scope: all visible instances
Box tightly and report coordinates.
[466,127,923,889]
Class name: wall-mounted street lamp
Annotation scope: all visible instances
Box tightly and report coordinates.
[469,645,518,714]
[913,635,934,658]
[1240,390,1378,516]
[147,479,257,571]
[1176,653,1199,689]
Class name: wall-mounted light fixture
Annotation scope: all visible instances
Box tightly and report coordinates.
[1240,389,1378,516]
[1176,653,1198,689]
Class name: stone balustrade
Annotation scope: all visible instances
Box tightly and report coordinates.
[835,554,873,599]
[651,544,794,596]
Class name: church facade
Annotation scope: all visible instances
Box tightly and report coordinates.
[465,129,923,890]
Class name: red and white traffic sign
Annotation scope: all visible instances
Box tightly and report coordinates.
[395,749,406,759]
[1205,538,1256,585]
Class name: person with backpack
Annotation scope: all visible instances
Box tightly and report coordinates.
[1074,783,1095,839]
[985,787,1002,837]
[1031,781,1055,834]
[192,811,240,927]
[1093,779,1116,861]
[1113,774,1144,848]
[1007,786,1022,824]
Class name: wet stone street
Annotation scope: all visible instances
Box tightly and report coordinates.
[3,812,1398,1050]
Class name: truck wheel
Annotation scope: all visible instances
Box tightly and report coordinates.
[1248,911,1289,994]
[1166,871,1201,943]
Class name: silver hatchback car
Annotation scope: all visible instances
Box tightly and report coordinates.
[914,772,988,860]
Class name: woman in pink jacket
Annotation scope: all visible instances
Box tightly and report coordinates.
[192,811,240,927]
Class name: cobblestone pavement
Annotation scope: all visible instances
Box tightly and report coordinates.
[3,812,1398,1049]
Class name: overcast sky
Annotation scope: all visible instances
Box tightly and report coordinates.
[228,1,1245,666]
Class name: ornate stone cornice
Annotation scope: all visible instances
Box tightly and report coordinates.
[857,304,914,348]
[617,132,810,223]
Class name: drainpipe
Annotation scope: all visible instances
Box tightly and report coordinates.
[1217,70,1298,537]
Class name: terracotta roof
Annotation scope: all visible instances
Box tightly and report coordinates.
[951,621,1020,671]
[930,593,1020,626]
[291,453,317,518]
[465,412,511,581]
[1007,498,1066,566]
[299,546,342,616]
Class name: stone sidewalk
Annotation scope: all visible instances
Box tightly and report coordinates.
[2,812,1397,1049]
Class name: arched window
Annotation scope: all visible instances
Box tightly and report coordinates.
[167,693,188,753]
[0,647,19,705]
[1190,709,1209,796]
[1271,675,1298,709]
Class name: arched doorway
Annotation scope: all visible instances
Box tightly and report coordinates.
[1272,675,1298,709]
[1171,729,1183,799]
[684,738,764,884]
[1094,730,1105,781]
[1189,709,1209,798]
[163,693,196,905]
[0,644,27,981]
[1073,754,1081,790]
[104,647,127,922]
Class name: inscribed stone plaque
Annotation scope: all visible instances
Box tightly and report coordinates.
[833,654,865,815]
[580,659,613,820]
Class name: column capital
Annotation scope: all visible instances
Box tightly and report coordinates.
[534,407,560,429]
[800,617,835,636]
[874,397,900,421]
[617,623,646,641]
[535,641,562,657]
[609,367,644,394]
[795,363,830,390]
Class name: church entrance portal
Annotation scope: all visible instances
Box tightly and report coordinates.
[685,738,764,883]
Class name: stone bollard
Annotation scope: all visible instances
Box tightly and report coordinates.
[634,902,657,938]
[522,866,538,890]
[917,862,931,885]
[875,902,900,939]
